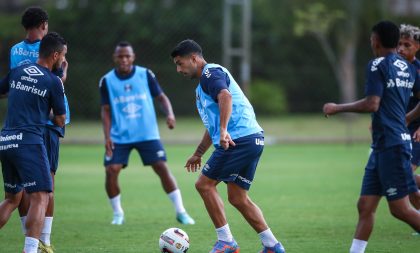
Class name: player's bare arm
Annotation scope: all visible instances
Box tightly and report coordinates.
[323,96,381,117]
[185,130,212,172]
[218,89,235,150]
[101,104,114,157]
[156,93,176,129]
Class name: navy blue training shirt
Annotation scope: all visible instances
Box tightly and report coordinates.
[365,53,420,150]
[199,67,230,102]
[406,59,420,132]
[100,66,162,105]
[0,63,66,144]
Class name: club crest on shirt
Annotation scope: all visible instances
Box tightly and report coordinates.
[124,84,132,92]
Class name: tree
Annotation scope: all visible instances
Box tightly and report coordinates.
[294,1,361,103]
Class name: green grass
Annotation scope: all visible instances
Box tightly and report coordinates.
[63,114,372,144]
[1,144,419,252]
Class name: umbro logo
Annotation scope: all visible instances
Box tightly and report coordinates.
[386,187,397,196]
[23,66,44,76]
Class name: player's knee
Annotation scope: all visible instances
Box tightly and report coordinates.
[106,165,121,176]
[228,194,247,208]
[195,180,210,193]
[356,200,375,217]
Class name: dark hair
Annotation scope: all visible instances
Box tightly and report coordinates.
[39,32,66,58]
[21,6,48,30]
[116,41,132,48]
[371,21,400,48]
[170,39,203,58]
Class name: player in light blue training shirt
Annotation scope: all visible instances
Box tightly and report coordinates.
[324,21,420,253]
[99,41,194,226]
[171,39,285,253]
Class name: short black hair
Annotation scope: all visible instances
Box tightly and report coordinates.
[371,21,400,48]
[39,32,66,58]
[170,39,203,58]
[116,41,132,48]
[21,6,48,30]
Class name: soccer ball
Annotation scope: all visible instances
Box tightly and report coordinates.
[159,227,190,253]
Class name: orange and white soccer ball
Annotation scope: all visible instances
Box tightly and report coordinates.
[159,228,189,253]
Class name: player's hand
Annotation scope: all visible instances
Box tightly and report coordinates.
[413,127,420,142]
[323,103,338,118]
[220,130,235,150]
[105,138,114,157]
[185,155,202,172]
[61,59,68,72]
[166,114,176,129]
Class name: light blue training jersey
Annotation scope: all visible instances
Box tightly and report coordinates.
[101,66,160,143]
[196,63,263,145]
[10,40,70,129]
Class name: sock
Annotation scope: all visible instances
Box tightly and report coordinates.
[216,224,233,242]
[40,217,53,245]
[258,228,280,248]
[167,189,186,214]
[109,194,124,215]
[20,216,27,235]
[23,237,39,253]
[350,239,368,253]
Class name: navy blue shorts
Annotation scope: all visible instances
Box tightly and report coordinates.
[104,140,167,167]
[44,128,60,173]
[361,144,418,201]
[202,132,264,190]
[1,144,52,194]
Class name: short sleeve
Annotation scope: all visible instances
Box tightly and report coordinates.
[200,68,230,102]
[0,72,10,95]
[99,77,110,105]
[364,59,384,97]
[50,77,66,116]
[147,69,163,97]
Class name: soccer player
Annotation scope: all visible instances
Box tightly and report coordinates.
[99,41,194,225]
[8,7,70,252]
[0,32,67,253]
[400,24,420,189]
[171,39,285,253]
[323,21,420,253]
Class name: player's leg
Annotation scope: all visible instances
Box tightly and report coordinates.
[38,128,60,252]
[387,196,420,231]
[17,144,52,253]
[104,143,130,225]
[195,174,239,252]
[139,140,194,224]
[105,164,124,224]
[25,191,49,253]
[0,150,24,229]
[350,150,382,253]
[227,183,285,253]
[0,191,22,229]
[17,190,30,234]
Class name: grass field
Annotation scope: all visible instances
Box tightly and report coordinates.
[0,143,419,252]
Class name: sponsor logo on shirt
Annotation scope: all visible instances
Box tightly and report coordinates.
[10,80,47,97]
[393,59,408,71]
[23,66,44,76]
[12,47,38,58]
[401,133,411,141]
[255,138,264,146]
[113,93,147,104]
[386,78,414,89]
[0,133,23,142]
[122,103,142,118]
[0,144,19,150]
[371,57,384,72]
